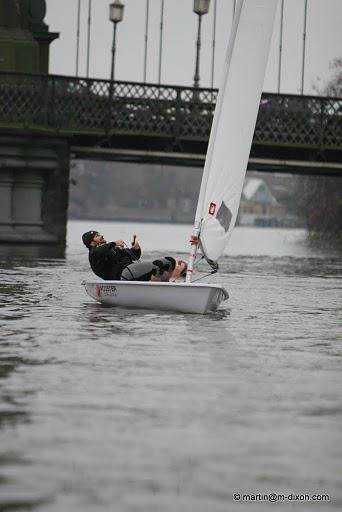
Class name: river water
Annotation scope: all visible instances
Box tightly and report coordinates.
[0,221,341,512]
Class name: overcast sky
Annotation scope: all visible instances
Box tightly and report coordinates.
[45,0,342,95]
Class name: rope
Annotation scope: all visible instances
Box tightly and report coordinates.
[123,241,140,261]
[193,255,204,268]
[190,253,218,282]
[191,268,218,283]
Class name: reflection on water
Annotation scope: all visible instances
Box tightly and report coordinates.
[0,244,65,260]
[0,221,341,511]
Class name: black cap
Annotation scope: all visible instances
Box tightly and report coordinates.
[82,230,98,248]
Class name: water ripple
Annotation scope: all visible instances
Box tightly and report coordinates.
[0,226,341,511]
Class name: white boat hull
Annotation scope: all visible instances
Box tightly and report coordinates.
[83,280,229,314]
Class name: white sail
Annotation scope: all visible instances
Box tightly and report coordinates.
[196,0,279,263]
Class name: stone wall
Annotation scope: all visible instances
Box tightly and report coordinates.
[0,134,70,244]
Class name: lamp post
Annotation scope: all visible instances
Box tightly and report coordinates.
[193,0,210,89]
[109,0,125,83]
[107,1,124,136]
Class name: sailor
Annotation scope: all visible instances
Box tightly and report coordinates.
[168,259,188,282]
[82,230,141,280]
[121,257,187,282]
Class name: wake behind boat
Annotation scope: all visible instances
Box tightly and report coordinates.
[83,0,278,314]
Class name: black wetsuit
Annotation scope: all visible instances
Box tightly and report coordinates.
[88,242,141,280]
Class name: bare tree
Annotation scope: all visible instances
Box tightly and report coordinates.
[299,59,342,247]
[314,58,342,97]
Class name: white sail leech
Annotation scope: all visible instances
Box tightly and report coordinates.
[187,0,279,272]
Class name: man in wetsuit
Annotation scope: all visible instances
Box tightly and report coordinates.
[82,230,141,280]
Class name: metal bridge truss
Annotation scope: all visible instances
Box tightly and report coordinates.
[0,72,341,173]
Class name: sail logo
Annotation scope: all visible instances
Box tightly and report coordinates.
[209,202,216,215]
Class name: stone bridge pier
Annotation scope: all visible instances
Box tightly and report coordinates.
[0,0,65,247]
[0,135,70,245]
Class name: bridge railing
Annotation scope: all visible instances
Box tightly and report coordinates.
[0,71,341,150]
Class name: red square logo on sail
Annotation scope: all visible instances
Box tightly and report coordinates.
[209,202,216,215]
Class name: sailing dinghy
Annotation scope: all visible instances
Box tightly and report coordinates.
[83,0,278,314]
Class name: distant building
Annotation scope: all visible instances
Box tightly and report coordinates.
[238,178,286,227]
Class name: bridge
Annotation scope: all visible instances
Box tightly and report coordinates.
[0,0,341,247]
[1,71,341,176]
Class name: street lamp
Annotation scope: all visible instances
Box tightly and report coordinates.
[109,0,125,82]
[193,0,210,89]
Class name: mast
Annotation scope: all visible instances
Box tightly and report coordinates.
[186,1,244,283]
